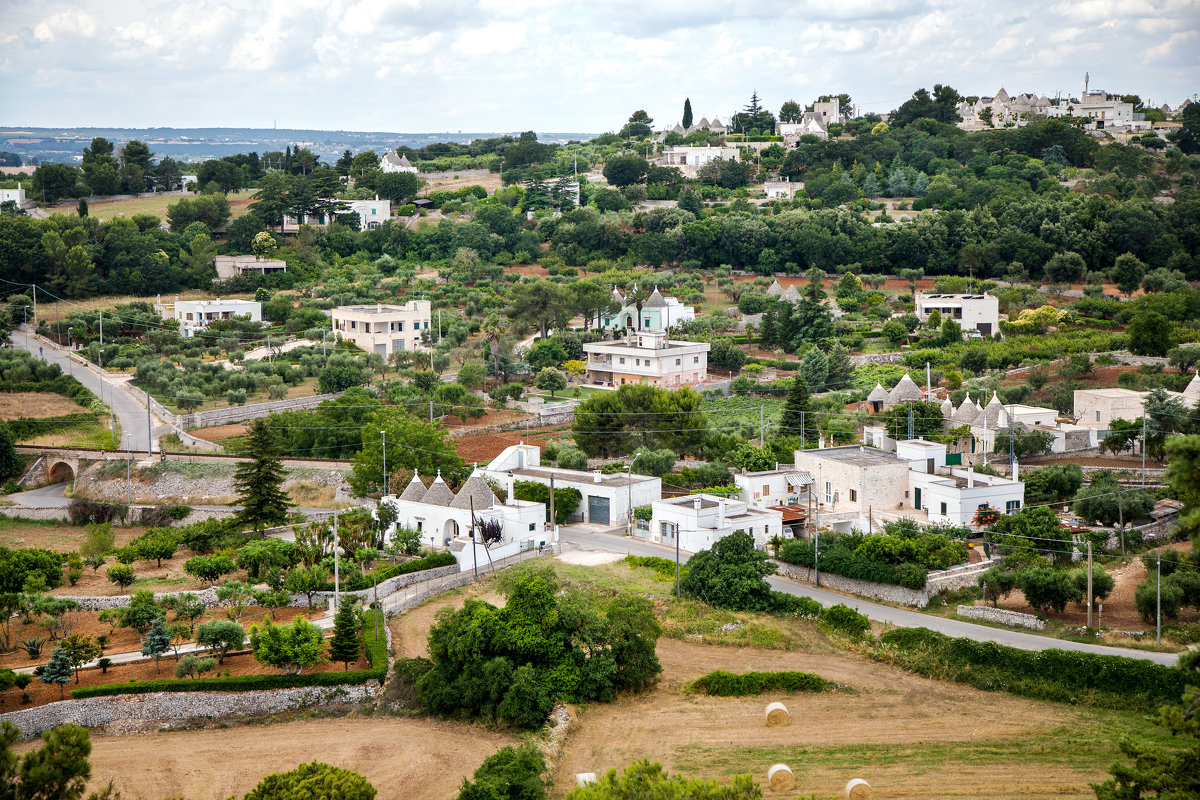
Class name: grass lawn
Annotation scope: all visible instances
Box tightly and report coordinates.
[20,417,121,450]
[47,189,256,223]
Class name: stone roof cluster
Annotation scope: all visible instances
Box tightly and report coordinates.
[396,471,498,509]
[655,117,727,141]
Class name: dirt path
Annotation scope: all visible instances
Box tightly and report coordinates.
[389,582,505,659]
[72,717,518,800]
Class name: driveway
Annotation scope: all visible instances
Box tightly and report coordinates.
[558,528,1180,666]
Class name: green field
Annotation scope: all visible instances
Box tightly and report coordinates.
[47,189,255,222]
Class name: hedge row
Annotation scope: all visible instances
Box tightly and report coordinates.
[72,609,389,699]
[778,540,927,590]
[876,627,1187,711]
[690,669,829,696]
[331,552,457,592]
[2,375,97,406]
[8,412,100,441]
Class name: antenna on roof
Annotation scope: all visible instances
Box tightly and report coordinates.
[1084,71,1089,95]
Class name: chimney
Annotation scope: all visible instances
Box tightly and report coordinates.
[693,497,702,511]
[967,466,975,488]
[593,471,602,484]
[718,499,726,528]
[507,478,514,504]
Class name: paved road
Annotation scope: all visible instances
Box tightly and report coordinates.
[558,528,1180,667]
[9,328,159,453]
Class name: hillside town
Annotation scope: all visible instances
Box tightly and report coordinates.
[2,10,1200,794]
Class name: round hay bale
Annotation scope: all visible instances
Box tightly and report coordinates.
[845,778,873,800]
[576,773,597,788]
[767,764,795,792]
[764,701,790,727]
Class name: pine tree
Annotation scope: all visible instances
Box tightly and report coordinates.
[141,615,172,672]
[41,646,74,698]
[682,98,693,129]
[234,418,291,533]
[781,375,811,445]
[825,342,855,391]
[760,306,777,348]
[329,600,362,671]
[862,173,880,197]
[799,347,829,393]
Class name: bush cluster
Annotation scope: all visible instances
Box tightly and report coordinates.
[689,669,829,696]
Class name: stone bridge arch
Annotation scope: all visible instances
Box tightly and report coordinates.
[46,459,79,485]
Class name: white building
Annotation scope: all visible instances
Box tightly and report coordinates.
[380,152,418,174]
[284,197,390,231]
[1073,375,1200,430]
[733,466,813,512]
[483,443,661,529]
[662,146,739,167]
[153,297,261,337]
[795,439,1024,533]
[331,301,432,356]
[762,178,797,200]
[1050,91,1136,130]
[0,183,26,206]
[582,329,710,388]
[596,286,695,332]
[214,255,287,281]
[384,471,548,566]
[649,494,783,551]
[914,293,1000,337]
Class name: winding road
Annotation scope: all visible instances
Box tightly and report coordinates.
[558,527,1181,666]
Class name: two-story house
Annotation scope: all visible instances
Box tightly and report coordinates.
[582,329,710,388]
[332,301,432,356]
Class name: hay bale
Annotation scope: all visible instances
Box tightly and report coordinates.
[767,764,795,792]
[576,773,597,788]
[764,701,790,727]
[845,778,873,800]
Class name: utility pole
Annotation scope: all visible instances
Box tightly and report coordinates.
[1086,541,1093,629]
[322,330,327,357]
[907,402,914,440]
[1141,412,1147,486]
[429,400,433,423]
[814,529,820,588]
[800,410,806,448]
[333,511,340,612]
[126,434,132,508]
[1118,489,1125,557]
[145,390,152,455]
[1156,550,1161,646]
[470,495,478,580]
[380,429,387,496]
[760,404,765,446]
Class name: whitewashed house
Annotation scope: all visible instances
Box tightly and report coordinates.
[153,297,261,337]
[914,293,1000,337]
[381,152,418,174]
[583,329,710,388]
[649,494,783,552]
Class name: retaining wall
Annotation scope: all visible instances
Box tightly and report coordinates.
[1,684,378,739]
[956,605,1045,630]
[772,557,998,609]
[180,391,345,429]
[294,564,460,607]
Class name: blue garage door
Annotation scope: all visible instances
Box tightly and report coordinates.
[588,495,610,526]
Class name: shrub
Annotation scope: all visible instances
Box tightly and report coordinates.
[689,669,829,696]
[819,604,871,639]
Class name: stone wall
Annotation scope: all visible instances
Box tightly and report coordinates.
[956,605,1045,630]
[771,557,998,609]
[179,391,345,429]
[2,684,378,739]
[294,564,460,607]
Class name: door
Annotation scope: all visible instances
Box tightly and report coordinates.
[587,495,610,526]
[913,487,922,510]
[374,343,386,356]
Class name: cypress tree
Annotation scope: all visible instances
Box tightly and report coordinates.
[759,306,777,348]
[682,98,693,129]
[234,418,291,533]
[781,375,811,445]
[329,600,362,671]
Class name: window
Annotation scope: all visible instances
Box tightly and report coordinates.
[762,484,770,496]
[1006,500,1021,514]
[619,357,626,365]
[940,502,947,516]
[849,489,857,502]
[529,523,535,531]
[397,321,404,331]
[693,356,699,363]
[1096,411,1101,422]
[350,321,357,330]
[675,358,681,366]
[824,482,832,504]
[635,358,640,366]
[644,318,651,327]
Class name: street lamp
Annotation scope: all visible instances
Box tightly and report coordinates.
[66,328,73,376]
[627,451,642,538]
[380,429,387,497]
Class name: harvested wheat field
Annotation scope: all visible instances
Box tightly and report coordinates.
[552,637,1163,799]
[73,716,519,800]
[0,391,87,419]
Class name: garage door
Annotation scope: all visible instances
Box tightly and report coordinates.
[587,495,610,526]
[374,343,387,356]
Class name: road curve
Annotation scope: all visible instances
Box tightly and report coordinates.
[558,527,1180,667]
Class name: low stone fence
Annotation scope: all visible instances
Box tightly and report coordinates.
[849,353,906,365]
[1,684,378,739]
[772,556,999,609]
[295,564,460,608]
[60,588,221,611]
[173,428,224,452]
[956,605,1045,630]
[180,391,345,429]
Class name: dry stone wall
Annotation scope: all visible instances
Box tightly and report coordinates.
[956,605,1045,630]
[1,685,378,739]
[296,564,460,607]
[771,557,999,609]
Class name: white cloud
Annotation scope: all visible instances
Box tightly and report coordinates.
[0,0,1196,130]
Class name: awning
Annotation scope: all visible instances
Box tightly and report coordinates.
[785,472,813,488]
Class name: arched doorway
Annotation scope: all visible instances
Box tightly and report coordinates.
[624,314,634,329]
[443,518,460,542]
[48,462,75,485]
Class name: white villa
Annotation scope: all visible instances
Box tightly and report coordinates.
[595,286,695,332]
[662,146,739,168]
[284,197,390,231]
[214,255,287,281]
[331,301,432,356]
[483,443,661,529]
[582,329,710,388]
[153,297,261,337]
[914,292,1000,337]
[384,471,549,571]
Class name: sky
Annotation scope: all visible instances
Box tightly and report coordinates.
[2,0,1198,133]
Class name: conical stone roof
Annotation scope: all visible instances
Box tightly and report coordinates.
[399,473,427,502]
[887,372,923,405]
[867,383,889,402]
[421,472,456,506]
[766,280,785,296]
[952,397,979,426]
[940,398,954,418]
[645,287,667,308]
[980,391,1004,428]
[1183,370,1200,404]
[450,474,497,510]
